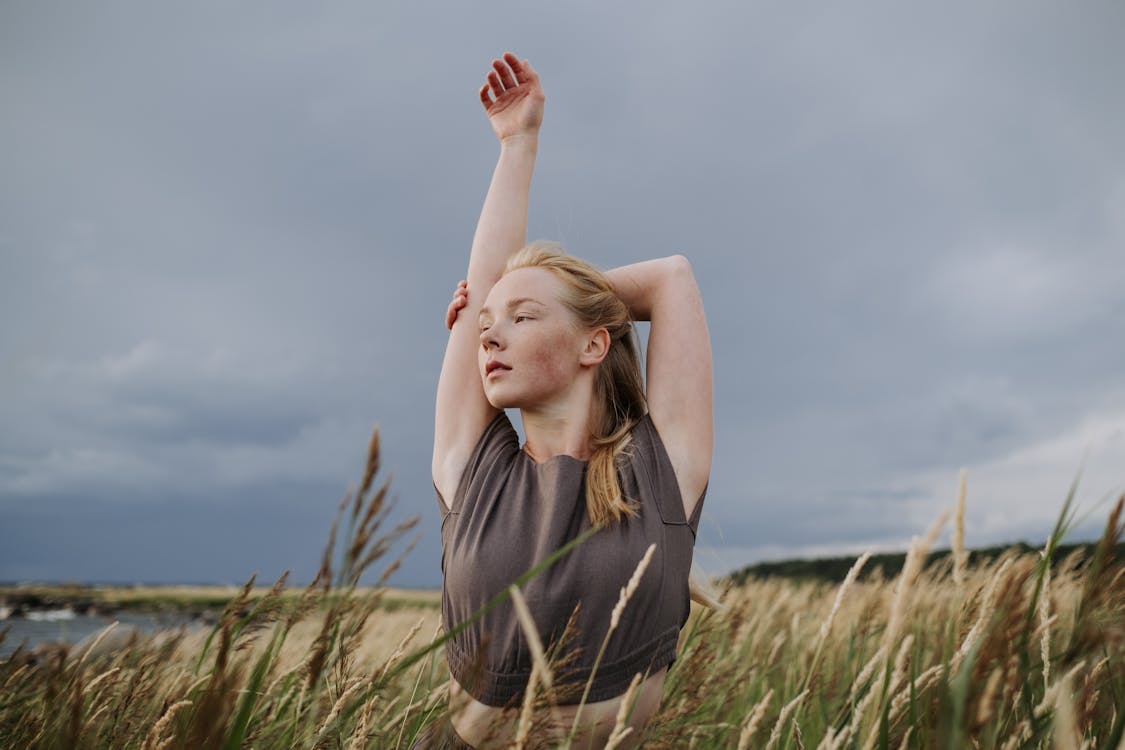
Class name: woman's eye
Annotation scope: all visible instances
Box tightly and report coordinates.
[514,315,529,323]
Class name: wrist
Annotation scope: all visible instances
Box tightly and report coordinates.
[499,132,539,152]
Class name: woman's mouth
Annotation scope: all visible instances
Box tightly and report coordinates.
[485,361,512,377]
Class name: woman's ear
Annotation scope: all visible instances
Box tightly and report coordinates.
[579,327,611,367]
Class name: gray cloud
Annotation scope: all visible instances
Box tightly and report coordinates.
[2,1,1123,585]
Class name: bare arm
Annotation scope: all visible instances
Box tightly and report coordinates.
[433,53,545,508]
[606,257,713,519]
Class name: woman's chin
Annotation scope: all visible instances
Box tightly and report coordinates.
[484,391,513,409]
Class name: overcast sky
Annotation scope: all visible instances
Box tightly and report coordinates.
[2,2,1123,587]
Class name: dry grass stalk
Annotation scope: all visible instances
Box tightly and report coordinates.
[885,510,950,652]
[849,645,888,705]
[84,666,121,696]
[514,663,542,749]
[889,634,915,694]
[378,615,427,680]
[1036,661,1087,718]
[975,667,1004,726]
[1052,673,1081,750]
[316,678,366,739]
[896,726,914,750]
[603,672,643,750]
[815,726,841,750]
[958,557,1014,663]
[889,664,943,724]
[349,692,378,750]
[142,699,192,750]
[76,621,120,667]
[849,672,884,742]
[953,468,968,586]
[1000,719,1033,750]
[802,551,872,692]
[509,585,553,692]
[766,631,788,667]
[1081,656,1108,729]
[1041,544,1053,691]
[764,689,808,750]
[569,544,656,741]
[610,544,657,630]
[736,688,774,750]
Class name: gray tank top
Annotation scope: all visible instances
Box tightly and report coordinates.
[435,410,706,707]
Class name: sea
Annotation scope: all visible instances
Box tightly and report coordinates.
[1,610,209,658]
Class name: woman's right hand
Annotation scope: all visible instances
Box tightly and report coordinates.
[445,280,469,330]
[479,52,545,144]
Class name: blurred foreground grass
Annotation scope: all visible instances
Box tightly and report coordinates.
[1,427,1122,748]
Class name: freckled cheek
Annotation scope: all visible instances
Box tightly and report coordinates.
[522,337,575,383]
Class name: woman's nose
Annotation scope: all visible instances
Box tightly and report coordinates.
[480,327,502,349]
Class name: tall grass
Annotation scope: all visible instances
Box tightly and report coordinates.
[1,429,1122,748]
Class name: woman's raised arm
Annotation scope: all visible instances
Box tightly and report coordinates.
[606,257,713,520]
[433,53,546,508]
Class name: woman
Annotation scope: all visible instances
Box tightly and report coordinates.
[425,52,713,749]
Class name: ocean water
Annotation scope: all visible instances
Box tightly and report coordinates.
[1,611,209,658]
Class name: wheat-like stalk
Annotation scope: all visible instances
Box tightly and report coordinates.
[603,672,643,750]
[567,544,656,744]
[378,615,427,680]
[316,678,365,740]
[764,689,808,750]
[976,667,1004,726]
[958,557,1014,663]
[84,666,121,696]
[142,699,192,750]
[509,584,553,692]
[952,468,968,586]
[885,511,950,652]
[610,544,656,630]
[1052,672,1080,750]
[1040,545,1053,692]
[849,645,888,705]
[76,621,120,666]
[514,662,541,750]
[737,688,774,750]
[801,551,871,693]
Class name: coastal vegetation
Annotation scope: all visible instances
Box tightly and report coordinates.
[1,429,1122,748]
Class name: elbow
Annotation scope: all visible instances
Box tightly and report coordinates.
[663,254,697,288]
[665,254,694,278]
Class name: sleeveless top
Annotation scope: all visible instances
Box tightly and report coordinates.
[435,410,706,707]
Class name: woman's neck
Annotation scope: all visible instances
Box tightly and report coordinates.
[519,392,596,463]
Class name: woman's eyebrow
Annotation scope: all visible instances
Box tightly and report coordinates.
[478,297,546,319]
[508,296,546,310]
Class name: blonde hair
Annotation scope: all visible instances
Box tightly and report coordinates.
[504,241,646,527]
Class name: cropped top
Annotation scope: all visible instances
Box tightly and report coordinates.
[435,410,706,707]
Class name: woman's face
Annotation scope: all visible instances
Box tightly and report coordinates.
[477,267,586,409]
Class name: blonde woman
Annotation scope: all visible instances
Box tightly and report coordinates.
[423,52,713,749]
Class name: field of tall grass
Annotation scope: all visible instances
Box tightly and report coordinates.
[2,430,1123,749]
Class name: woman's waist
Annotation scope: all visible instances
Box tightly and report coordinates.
[448,668,666,749]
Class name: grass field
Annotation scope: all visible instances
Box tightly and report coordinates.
[2,435,1122,749]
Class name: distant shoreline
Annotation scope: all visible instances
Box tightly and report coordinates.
[0,583,441,621]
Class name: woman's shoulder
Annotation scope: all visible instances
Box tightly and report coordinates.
[436,410,520,513]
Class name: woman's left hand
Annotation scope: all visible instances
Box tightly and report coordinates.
[446,280,469,330]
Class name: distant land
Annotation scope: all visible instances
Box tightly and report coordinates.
[727,540,1125,585]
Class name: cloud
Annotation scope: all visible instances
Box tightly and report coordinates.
[2,2,1124,585]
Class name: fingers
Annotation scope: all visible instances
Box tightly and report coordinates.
[503,52,536,85]
[446,281,469,329]
[492,58,517,91]
[479,53,536,109]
